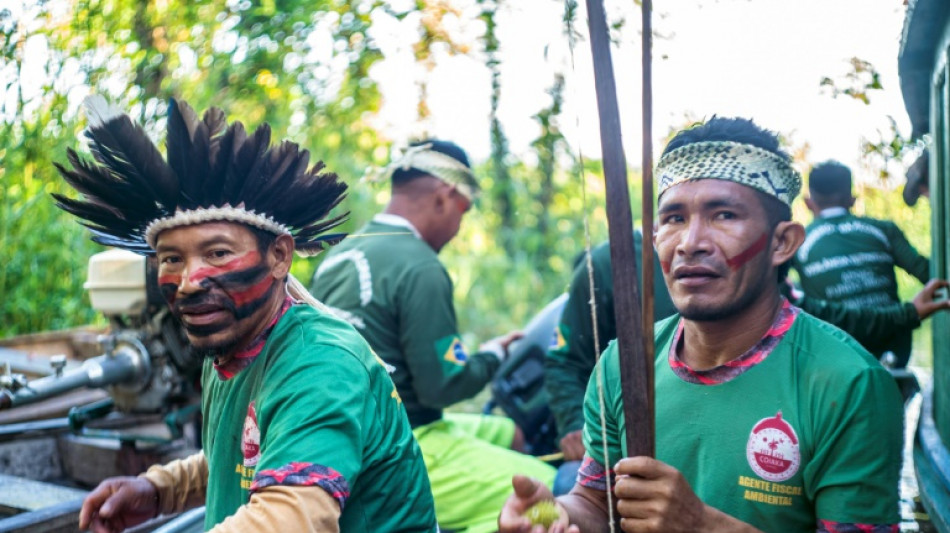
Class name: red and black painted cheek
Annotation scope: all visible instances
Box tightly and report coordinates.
[157,273,183,306]
[168,251,279,337]
[213,262,278,321]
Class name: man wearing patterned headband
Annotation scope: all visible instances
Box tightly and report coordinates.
[60,97,435,532]
[312,139,555,533]
[793,160,930,367]
[499,116,903,532]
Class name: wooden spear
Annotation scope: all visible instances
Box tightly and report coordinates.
[583,0,655,458]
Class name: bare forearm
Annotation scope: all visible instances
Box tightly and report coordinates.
[557,489,613,533]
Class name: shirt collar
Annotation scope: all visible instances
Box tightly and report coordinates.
[818,206,848,218]
[213,297,293,380]
[372,213,422,239]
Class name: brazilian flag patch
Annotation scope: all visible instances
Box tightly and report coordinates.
[550,324,568,351]
[435,335,468,375]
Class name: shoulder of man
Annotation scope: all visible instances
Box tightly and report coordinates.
[268,305,383,373]
[783,310,889,375]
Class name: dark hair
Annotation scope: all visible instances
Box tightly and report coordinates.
[663,116,793,282]
[250,225,278,255]
[391,139,471,186]
[808,160,852,197]
[662,116,788,159]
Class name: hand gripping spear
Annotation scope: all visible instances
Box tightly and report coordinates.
[584,0,655,458]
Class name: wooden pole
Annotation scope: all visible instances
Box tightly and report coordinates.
[583,0,654,458]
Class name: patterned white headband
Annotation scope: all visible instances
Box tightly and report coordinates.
[366,143,479,201]
[144,206,292,249]
[656,141,801,206]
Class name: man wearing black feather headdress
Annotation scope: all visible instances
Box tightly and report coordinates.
[55,96,436,532]
[311,139,556,532]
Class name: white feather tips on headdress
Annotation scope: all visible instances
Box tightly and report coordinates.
[82,95,124,128]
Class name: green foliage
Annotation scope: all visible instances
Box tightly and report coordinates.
[819,56,922,184]
[0,117,103,335]
[2,0,610,342]
[1,0,389,336]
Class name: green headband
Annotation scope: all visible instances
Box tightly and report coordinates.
[656,141,801,206]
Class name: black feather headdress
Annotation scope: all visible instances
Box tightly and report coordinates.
[53,96,348,256]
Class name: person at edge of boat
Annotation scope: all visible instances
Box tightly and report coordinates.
[310,139,556,533]
[58,97,436,533]
[500,116,910,533]
[792,159,930,367]
[546,236,948,498]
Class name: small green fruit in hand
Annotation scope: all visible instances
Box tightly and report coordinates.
[525,500,559,528]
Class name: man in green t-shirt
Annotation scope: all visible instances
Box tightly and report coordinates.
[312,139,555,533]
[794,160,930,366]
[546,232,946,494]
[500,116,906,532]
[57,97,435,532]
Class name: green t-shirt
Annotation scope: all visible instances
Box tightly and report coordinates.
[311,217,500,428]
[793,212,929,362]
[201,304,436,532]
[545,235,676,439]
[582,310,902,531]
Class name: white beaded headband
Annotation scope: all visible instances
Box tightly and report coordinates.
[657,141,801,206]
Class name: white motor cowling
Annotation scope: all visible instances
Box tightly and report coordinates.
[83,249,147,318]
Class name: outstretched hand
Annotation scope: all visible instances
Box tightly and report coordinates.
[498,475,576,533]
[79,476,160,533]
[913,278,950,320]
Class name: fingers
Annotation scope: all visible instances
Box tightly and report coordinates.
[86,515,120,533]
[614,456,669,478]
[500,330,525,349]
[512,475,543,499]
[79,482,119,530]
[915,279,950,319]
[499,476,564,533]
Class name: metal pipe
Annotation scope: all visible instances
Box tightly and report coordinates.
[0,341,148,410]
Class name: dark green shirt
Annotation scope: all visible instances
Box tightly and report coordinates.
[311,216,500,428]
[793,211,929,364]
[201,305,436,532]
[545,234,677,439]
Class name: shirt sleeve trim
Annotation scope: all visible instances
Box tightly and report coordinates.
[251,462,350,509]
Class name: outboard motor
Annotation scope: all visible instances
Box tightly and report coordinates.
[0,249,201,413]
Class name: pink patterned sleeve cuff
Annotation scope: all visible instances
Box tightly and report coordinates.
[251,462,350,509]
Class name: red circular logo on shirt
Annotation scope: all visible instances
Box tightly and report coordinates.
[745,411,800,482]
[242,401,261,468]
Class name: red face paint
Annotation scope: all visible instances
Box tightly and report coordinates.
[726,233,769,271]
[660,260,672,274]
[158,250,266,309]
[158,273,182,287]
[187,251,261,286]
[229,276,275,307]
